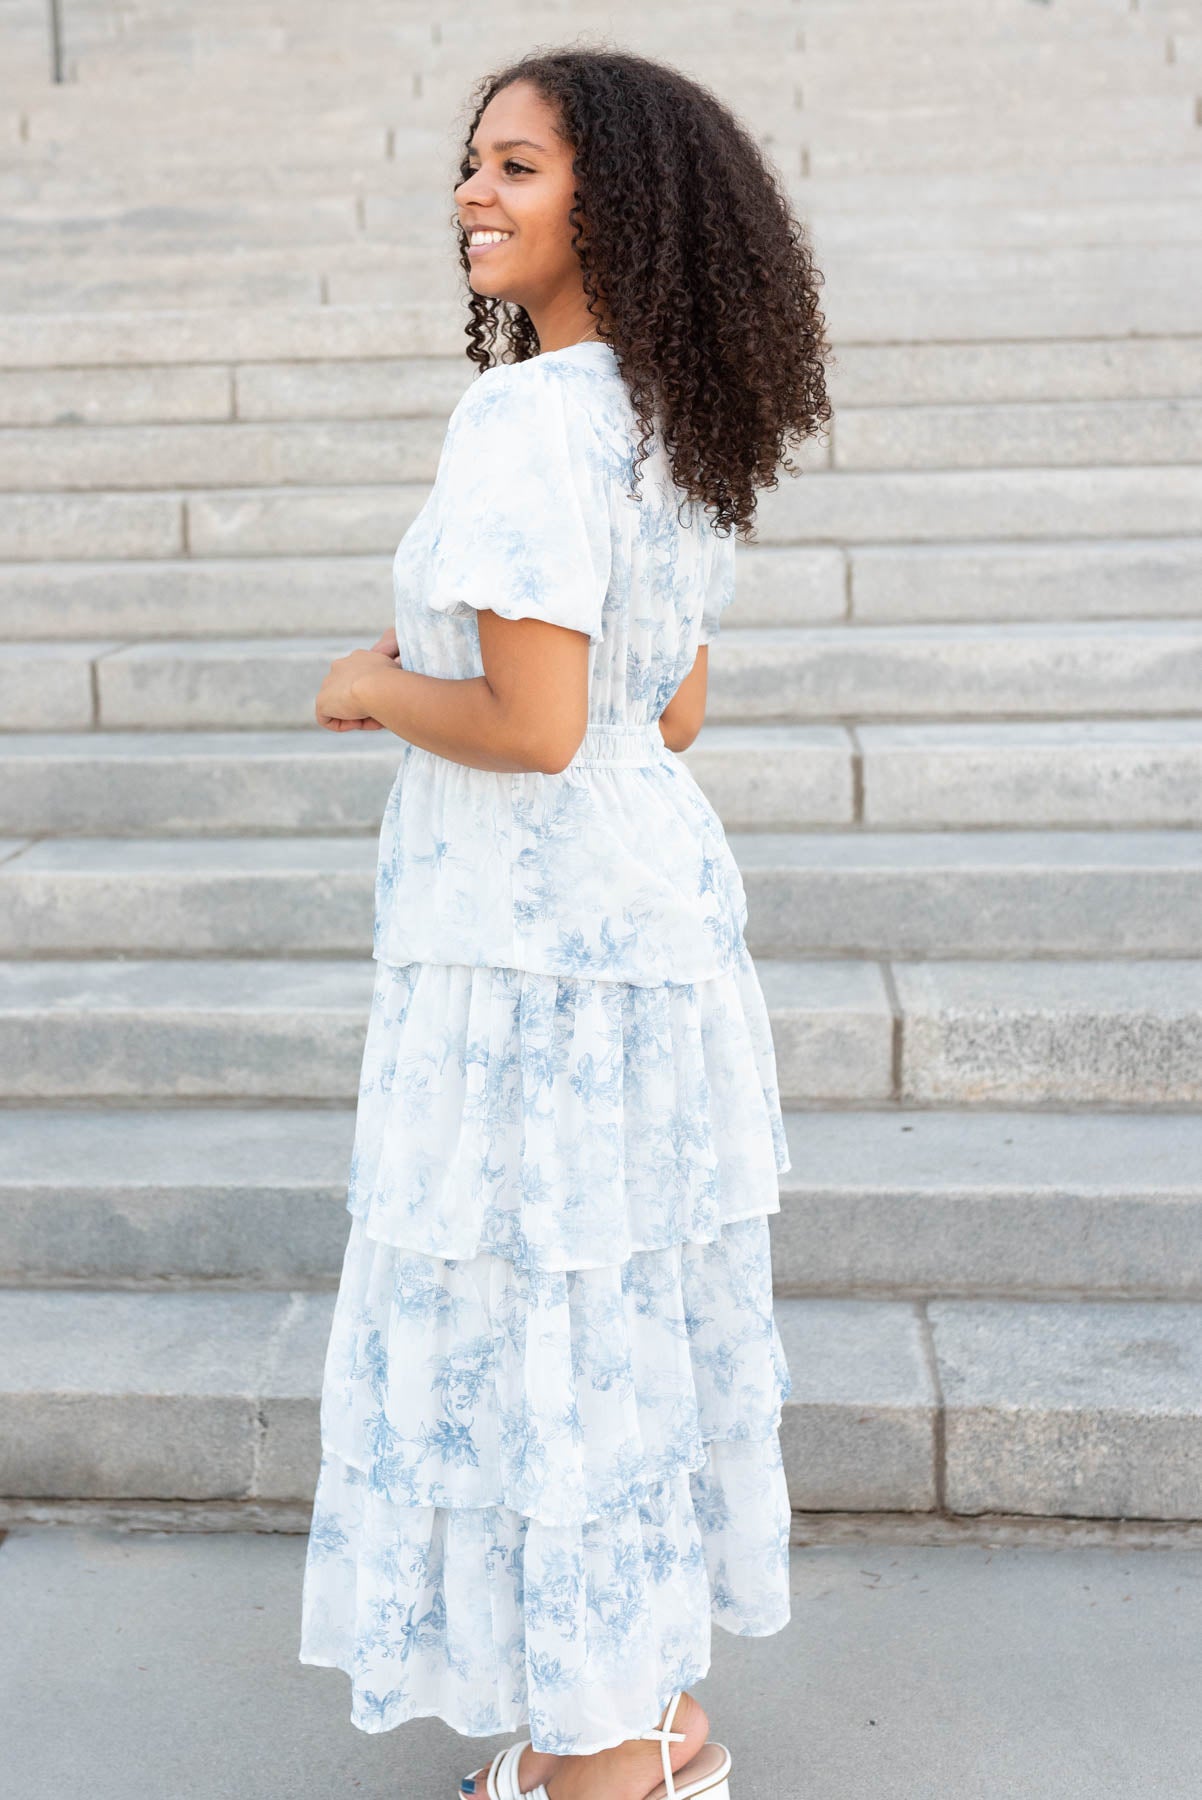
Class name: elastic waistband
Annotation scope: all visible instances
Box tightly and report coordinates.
[567,721,667,768]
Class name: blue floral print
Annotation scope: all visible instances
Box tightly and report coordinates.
[298,342,793,1756]
[369,343,745,985]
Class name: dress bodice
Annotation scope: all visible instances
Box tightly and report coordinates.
[372,341,746,986]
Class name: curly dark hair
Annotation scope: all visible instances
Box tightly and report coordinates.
[452,44,834,538]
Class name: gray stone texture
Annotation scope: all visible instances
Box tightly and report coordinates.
[1,0,1200,1529]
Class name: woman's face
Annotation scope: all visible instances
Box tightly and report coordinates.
[453,80,592,326]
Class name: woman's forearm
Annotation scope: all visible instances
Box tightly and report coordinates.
[350,661,549,774]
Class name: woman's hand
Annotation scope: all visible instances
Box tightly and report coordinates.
[369,626,400,662]
[315,646,399,732]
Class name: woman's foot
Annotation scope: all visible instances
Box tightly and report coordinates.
[460,1746,563,1797]
[543,1692,710,1800]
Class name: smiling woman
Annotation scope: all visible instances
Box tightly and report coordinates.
[300,43,833,1800]
[453,89,612,356]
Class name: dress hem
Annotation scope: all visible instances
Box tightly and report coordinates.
[300,1612,787,1750]
[296,1650,712,1751]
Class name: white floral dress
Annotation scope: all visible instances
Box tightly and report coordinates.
[298,340,793,1756]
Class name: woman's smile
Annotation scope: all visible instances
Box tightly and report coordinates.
[465,228,515,256]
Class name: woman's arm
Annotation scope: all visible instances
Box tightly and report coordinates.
[657,646,709,752]
[316,611,592,775]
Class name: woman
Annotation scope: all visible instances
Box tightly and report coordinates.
[300,44,832,1800]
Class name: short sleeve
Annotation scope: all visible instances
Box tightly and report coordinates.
[697,526,736,645]
[424,363,612,645]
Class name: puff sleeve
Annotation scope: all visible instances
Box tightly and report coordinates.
[697,524,736,645]
[423,362,613,645]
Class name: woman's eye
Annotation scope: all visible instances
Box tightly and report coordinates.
[459,160,531,182]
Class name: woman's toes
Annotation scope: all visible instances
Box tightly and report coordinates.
[461,1748,561,1796]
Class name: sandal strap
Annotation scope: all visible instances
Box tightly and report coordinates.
[638,1690,689,1798]
[492,1742,530,1800]
[503,1742,536,1800]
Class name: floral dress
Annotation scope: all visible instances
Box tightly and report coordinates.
[298,339,794,1757]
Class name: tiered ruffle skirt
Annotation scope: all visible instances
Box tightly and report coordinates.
[298,941,794,1755]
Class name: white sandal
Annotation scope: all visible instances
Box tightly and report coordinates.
[458,1739,542,1800]
[458,1690,732,1800]
[632,1690,733,1800]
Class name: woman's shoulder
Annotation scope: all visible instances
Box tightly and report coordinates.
[443,351,629,483]
[450,350,621,430]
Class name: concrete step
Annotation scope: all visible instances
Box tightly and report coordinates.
[801,95,1197,159]
[795,51,1196,103]
[811,245,1202,341]
[86,622,1202,727]
[0,487,419,559]
[2,720,1200,833]
[2,235,1202,338]
[0,728,400,834]
[0,642,117,729]
[0,723,852,835]
[2,338,1199,433]
[0,305,440,374]
[777,1293,1202,1517]
[9,253,1195,344]
[736,830,1202,958]
[0,834,380,956]
[8,467,1202,562]
[845,539,1202,624]
[832,398,1202,470]
[4,829,1201,959]
[11,225,1199,339]
[4,536,1201,640]
[0,356,467,428]
[1,1103,1198,1298]
[9,176,1202,257]
[0,953,1199,1104]
[0,556,396,639]
[773,1110,1202,1300]
[0,492,186,561]
[0,190,364,251]
[915,959,1202,1105]
[39,3,1167,59]
[710,620,1202,721]
[0,417,447,490]
[32,115,1187,196]
[850,719,1202,829]
[9,90,1193,186]
[0,1283,1198,1516]
[4,233,1200,336]
[3,398,1199,490]
[6,621,1202,731]
[754,464,1202,544]
[743,337,1202,408]
[5,271,1200,370]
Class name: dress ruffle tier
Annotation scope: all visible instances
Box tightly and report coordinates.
[299,942,794,1755]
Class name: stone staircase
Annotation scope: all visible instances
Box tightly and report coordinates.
[2,0,1201,1528]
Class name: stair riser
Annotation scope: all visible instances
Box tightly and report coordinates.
[3,734,1201,832]
[3,1291,1199,1519]
[0,977,1198,1105]
[2,1188,1198,1298]
[3,856,1202,958]
[8,629,1202,730]
[8,468,1202,561]
[4,1106,1200,1294]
